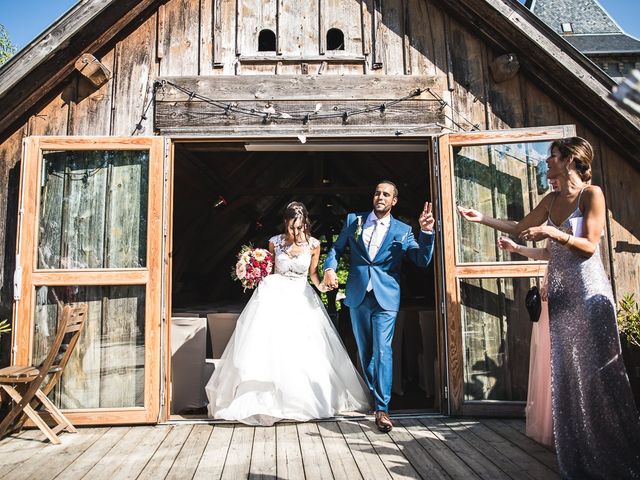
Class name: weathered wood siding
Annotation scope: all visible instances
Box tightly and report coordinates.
[0,0,638,364]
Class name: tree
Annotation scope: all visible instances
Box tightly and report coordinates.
[0,24,17,66]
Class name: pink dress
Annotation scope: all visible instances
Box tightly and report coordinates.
[525,300,553,448]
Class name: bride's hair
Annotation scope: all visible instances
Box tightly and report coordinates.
[283,201,311,244]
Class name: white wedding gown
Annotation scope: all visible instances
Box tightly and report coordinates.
[205,234,371,426]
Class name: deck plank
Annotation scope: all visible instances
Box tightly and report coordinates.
[397,418,475,479]
[166,424,213,479]
[0,429,53,477]
[138,425,193,480]
[80,426,170,480]
[53,427,133,480]
[361,420,421,479]
[420,418,512,480]
[5,428,108,480]
[297,421,334,480]
[481,419,560,473]
[193,424,234,480]
[439,419,543,480]
[221,425,254,480]
[317,421,363,480]
[339,420,392,479]
[248,426,277,479]
[275,422,305,480]
[0,416,561,480]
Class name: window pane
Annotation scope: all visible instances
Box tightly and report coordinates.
[38,150,149,269]
[33,285,146,408]
[460,276,538,401]
[454,142,551,263]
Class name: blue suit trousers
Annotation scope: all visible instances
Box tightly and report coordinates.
[350,291,397,412]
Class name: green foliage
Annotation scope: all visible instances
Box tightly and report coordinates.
[618,293,640,348]
[0,319,11,337]
[317,235,350,311]
[0,24,17,66]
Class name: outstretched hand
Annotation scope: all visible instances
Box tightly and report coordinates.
[497,236,519,253]
[457,205,484,223]
[419,202,435,232]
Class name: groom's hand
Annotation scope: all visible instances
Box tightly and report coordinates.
[323,269,339,290]
[419,202,435,233]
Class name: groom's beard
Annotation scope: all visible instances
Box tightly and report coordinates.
[373,202,393,216]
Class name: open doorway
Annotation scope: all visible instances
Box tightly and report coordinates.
[168,140,438,418]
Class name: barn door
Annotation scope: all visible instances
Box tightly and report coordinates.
[13,136,165,424]
[438,125,575,416]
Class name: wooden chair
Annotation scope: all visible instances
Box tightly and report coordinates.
[0,302,88,444]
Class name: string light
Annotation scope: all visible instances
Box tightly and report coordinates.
[141,79,488,133]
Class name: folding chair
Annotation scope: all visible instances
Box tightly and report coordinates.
[0,302,88,444]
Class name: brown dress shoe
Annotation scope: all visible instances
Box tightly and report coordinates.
[375,410,393,433]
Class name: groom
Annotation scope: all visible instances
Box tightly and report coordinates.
[323,181,435,432]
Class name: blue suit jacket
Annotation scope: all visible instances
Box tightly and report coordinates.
[324,212,434,311]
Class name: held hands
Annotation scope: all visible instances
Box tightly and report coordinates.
[419,202,435,233]
[322,269,339,291]
[457,205,484,223]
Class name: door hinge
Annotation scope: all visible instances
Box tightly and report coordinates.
[444,385,448,399]
[13,257,22,301]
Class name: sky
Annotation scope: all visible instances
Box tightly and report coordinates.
[1,0,639,51]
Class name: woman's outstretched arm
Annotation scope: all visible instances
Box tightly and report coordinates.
[498,236,549,261]
[457,193,554,234]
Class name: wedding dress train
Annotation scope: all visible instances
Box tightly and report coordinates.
[205,235,371,426]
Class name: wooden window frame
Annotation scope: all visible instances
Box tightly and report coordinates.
[13,136,165,425]
[438,125,576,416]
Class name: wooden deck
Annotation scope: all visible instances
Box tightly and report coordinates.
[0,416,560,479]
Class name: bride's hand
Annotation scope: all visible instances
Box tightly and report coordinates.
[457,205,484,223]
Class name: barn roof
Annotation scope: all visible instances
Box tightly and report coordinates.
[527,0,640,55]
[0,0,639,166]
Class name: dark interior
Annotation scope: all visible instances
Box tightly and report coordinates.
[171,142,438,413]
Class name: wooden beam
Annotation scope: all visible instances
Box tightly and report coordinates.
[74,53,111,88]
[155,75,437,101]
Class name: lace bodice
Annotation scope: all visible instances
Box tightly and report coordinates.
[269,234,319,279]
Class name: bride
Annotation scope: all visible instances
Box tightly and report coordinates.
[205,201,371,426]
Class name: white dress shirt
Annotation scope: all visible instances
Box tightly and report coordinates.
[363,211,391,291]
[363,211,390,260]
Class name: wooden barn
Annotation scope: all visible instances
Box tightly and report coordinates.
[0,0,638,427]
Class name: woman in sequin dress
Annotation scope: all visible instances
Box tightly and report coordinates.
[458,137,640,478]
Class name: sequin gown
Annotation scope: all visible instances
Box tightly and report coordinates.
[547,208,640,479]
[205,235,371,426]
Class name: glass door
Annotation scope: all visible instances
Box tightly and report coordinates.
[13,136,164,424]
[438,126,575,415]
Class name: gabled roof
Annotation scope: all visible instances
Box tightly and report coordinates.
[564,34,640,55]
[0,0,639,168]
[528,0,622,34]
[527,0,640,55]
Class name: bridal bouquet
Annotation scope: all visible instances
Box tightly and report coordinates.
[231,245,273,290]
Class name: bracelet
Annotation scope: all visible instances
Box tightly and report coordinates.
[560,233,571,245]
[566,235,574,247]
